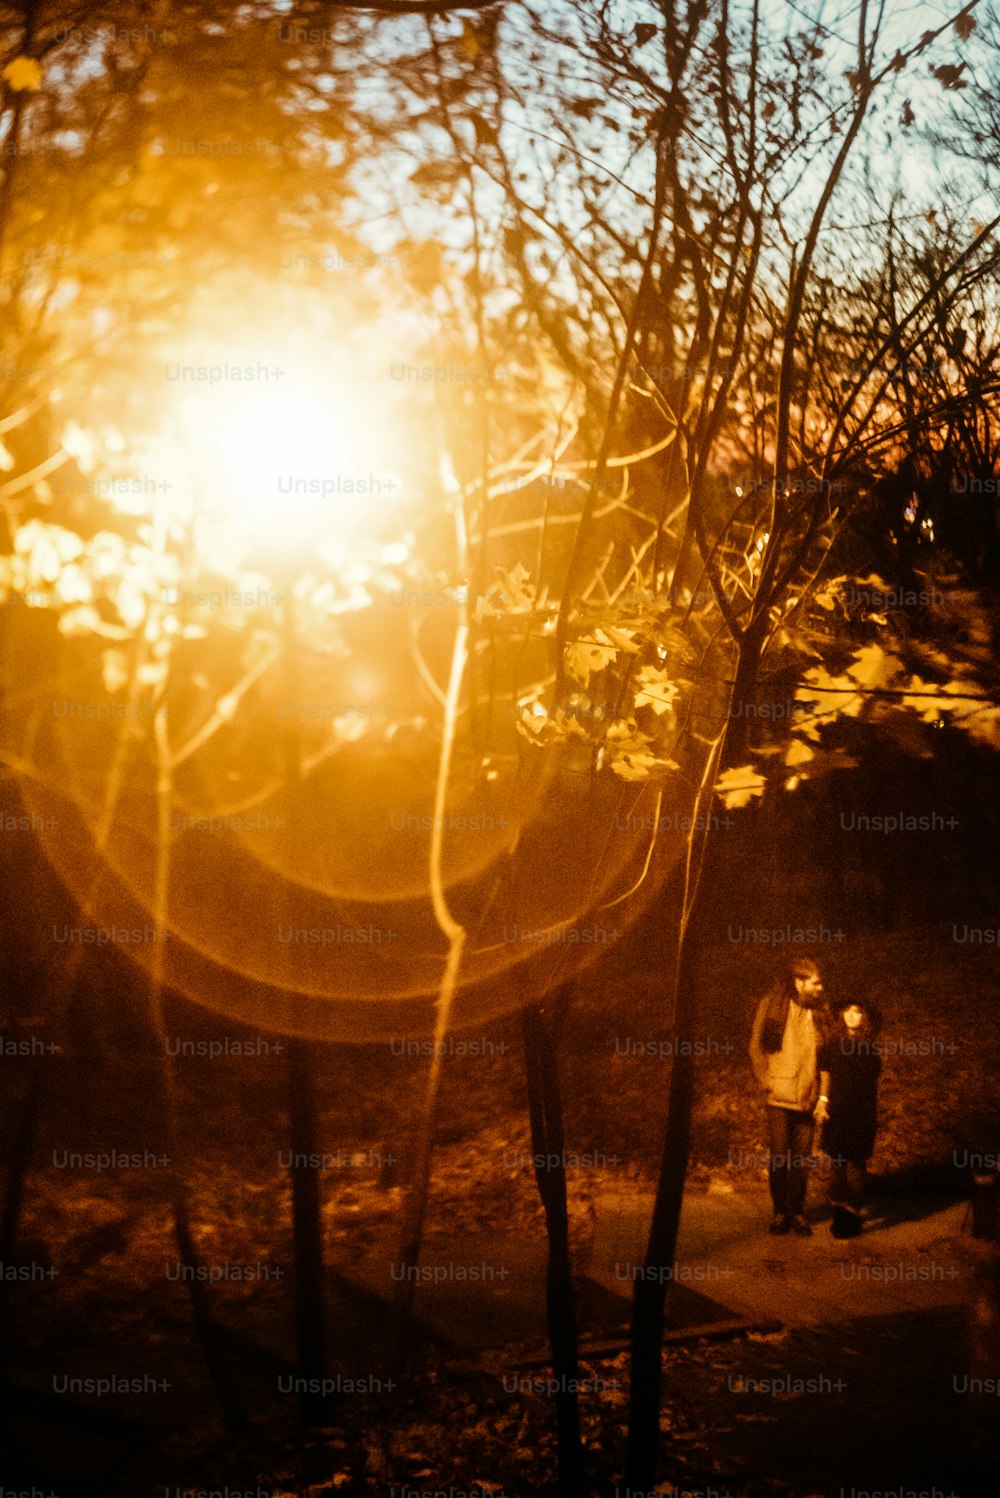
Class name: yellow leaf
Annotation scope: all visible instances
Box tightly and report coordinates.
[609,754,655,781]
[715,765,766,809]
[596,625,639,653]
[605,720,644,742]
[797,666,862,718]
[784,739,814,766]
[61,420,96,474]
[634,665,678,715]
[963,708,1000,750]
[55,563,91,605]
[115,578,147,630]
[58,604,103,637]
[565,640,616,685]
[847,643,899,690]
[3,56,43,92]
[899,674,943,722]
[14,520,83,581]
[102,650,130,694]
[461,19,482,58]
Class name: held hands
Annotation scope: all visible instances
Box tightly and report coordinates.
[814,1097,830,1124]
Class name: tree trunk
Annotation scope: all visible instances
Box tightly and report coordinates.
[145,984,247,1435]
[285,1036,330,1424]
[624,626,766,1491]
[621,906,704,1494]
[522,999,588,1497]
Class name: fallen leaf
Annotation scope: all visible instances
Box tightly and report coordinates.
[3,55,43,91]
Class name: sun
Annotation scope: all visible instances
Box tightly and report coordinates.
[171,354,401,556]
[212,387,355,529]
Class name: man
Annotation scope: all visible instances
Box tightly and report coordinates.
[749,957,828,1236]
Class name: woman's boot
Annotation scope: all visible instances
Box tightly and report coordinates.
[830,1204,851,1238]
[841,1207,863,1238]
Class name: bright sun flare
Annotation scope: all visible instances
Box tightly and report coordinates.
[213,389,353,526]
[173,359,398,552]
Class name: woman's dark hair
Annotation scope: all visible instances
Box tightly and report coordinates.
[833,1000,881,1042]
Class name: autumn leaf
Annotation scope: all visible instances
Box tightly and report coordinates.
[517,702,588,744]
[58,604,108,638]
[54,563,91,606]
[137,660,168,688]
[609,750,660,782]
[813,577,845,611]
[601,721,678,782]
[601,626,639,652]
[785,744,859,782]
[715,765,766,809]
[3,56,42,92]
[793,647,899,725]
[460,19,482,59]
[854,572,891,594]
[930,62,967,91]
[634,22,657,47]
[846,643,900,692]
[474,562,535,621]
[14,520,83,582]
[410,160,463,191]
[961,707,1000,750]
[61,420,96,474]
[102,650,130,694]
[634,665,678,715]
[900,674,946,722]
[954,13,977,41]
[785,739,814,767]
[565,639,617,684]
[497,561,534,610]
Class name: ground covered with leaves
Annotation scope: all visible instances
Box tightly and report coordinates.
[3,926,999,1495]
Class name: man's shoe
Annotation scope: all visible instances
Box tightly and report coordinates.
[768,1213,790,1235]
[789,1215,813,1236]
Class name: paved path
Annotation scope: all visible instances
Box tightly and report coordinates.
[335,1181,990,1353]
[584,1182,986,1330]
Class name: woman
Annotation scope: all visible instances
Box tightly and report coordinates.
[749,957,830,1236]
[816,1001,882,1238]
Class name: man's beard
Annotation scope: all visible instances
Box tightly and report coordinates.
[795,992,824,1010]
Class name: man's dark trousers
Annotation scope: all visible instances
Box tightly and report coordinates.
[767,1105,815,1216]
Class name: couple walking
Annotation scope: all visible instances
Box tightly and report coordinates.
[749,957,880,1238]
